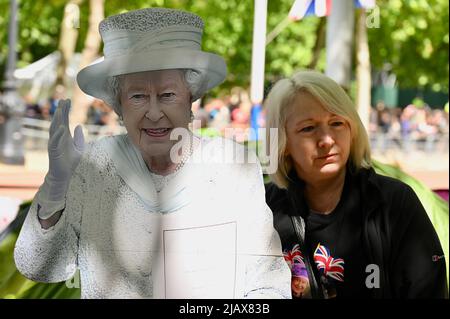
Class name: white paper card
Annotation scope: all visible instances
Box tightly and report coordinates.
[162,222,237,299]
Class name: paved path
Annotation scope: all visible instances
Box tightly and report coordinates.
[372,149,449,190]
[0,150,47,200]
[0,171,45,200]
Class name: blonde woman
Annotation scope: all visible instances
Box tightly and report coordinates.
[265,70,447,298]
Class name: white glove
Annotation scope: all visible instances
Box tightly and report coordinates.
[37,99,85,219]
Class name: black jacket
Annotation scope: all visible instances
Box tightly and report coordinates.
[265,167,448,298]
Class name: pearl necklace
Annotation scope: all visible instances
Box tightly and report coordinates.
[172,134,196,173]
[149,134,197,192]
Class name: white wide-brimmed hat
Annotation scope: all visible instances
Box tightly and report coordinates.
[77,8,227,103]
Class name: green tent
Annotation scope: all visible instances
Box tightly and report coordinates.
[0,202,80,299]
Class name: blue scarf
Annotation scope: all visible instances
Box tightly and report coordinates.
[101,134,190,213]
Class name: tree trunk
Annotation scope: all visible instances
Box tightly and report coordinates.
[308,17,326,70]
[356,9,371,133]
[56,0,83,88]
[325,0,354,90]
[70,0,104,125]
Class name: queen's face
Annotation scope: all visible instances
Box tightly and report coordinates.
[285,91,352,184]
[291,276,310,297]
[120,69,191,159]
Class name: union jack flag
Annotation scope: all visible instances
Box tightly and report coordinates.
[283,244,304,268]
[288,0,376,21]
[355,0,376,9]
[313,243,345,282]
[288,0,332,21]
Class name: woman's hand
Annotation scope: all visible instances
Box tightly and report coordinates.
[38,99,85,220]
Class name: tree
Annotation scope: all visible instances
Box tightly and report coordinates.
[70,0,103,125]
[0,0,326,100]
[56,0,84,88]
[368,0,449,91]
[0,0,67,87]
[1,0,446,111]
[356,9,372,131]
[265,0,325,82]
[308,17,326,70]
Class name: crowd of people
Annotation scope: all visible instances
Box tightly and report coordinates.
[24,84,117,127]
[369,101,449,152]
[23,84,449,153]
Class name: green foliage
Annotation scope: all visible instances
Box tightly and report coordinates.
[0,232,81,298]
[0,0,447,94]
[0,0,67,83]
[186,0,255,93]
[368,0,449,91]
[186,0,324,97]
[0,203,80,299]
[0,0,324,96]
[412,96,425,108]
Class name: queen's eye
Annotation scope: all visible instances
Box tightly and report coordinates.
[160,92,176,99]
[131,94,146,100]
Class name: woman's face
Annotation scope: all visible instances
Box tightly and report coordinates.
[120,70,191,159]
[285,91,351,184]
[292,276,310,297]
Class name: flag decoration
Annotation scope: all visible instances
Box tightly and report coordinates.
[313,243,345,282]
[288,0,376,21]
[355,0,376,10]
[283,244,304,268]
[288,0,332,21]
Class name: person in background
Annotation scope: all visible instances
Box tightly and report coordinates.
[23,93,42,119]
[48,84,66,117]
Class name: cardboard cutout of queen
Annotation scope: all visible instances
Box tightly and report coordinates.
[14,8,291,298]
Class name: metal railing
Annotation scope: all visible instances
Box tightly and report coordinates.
[21,117,126,150]
[369,132,449,153]
[19,116,450,154]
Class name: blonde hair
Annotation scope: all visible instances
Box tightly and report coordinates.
[265,70,371,189]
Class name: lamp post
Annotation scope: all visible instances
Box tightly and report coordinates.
[249,0,268,142]
[325,0,355,90]
[0,0,25,165]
